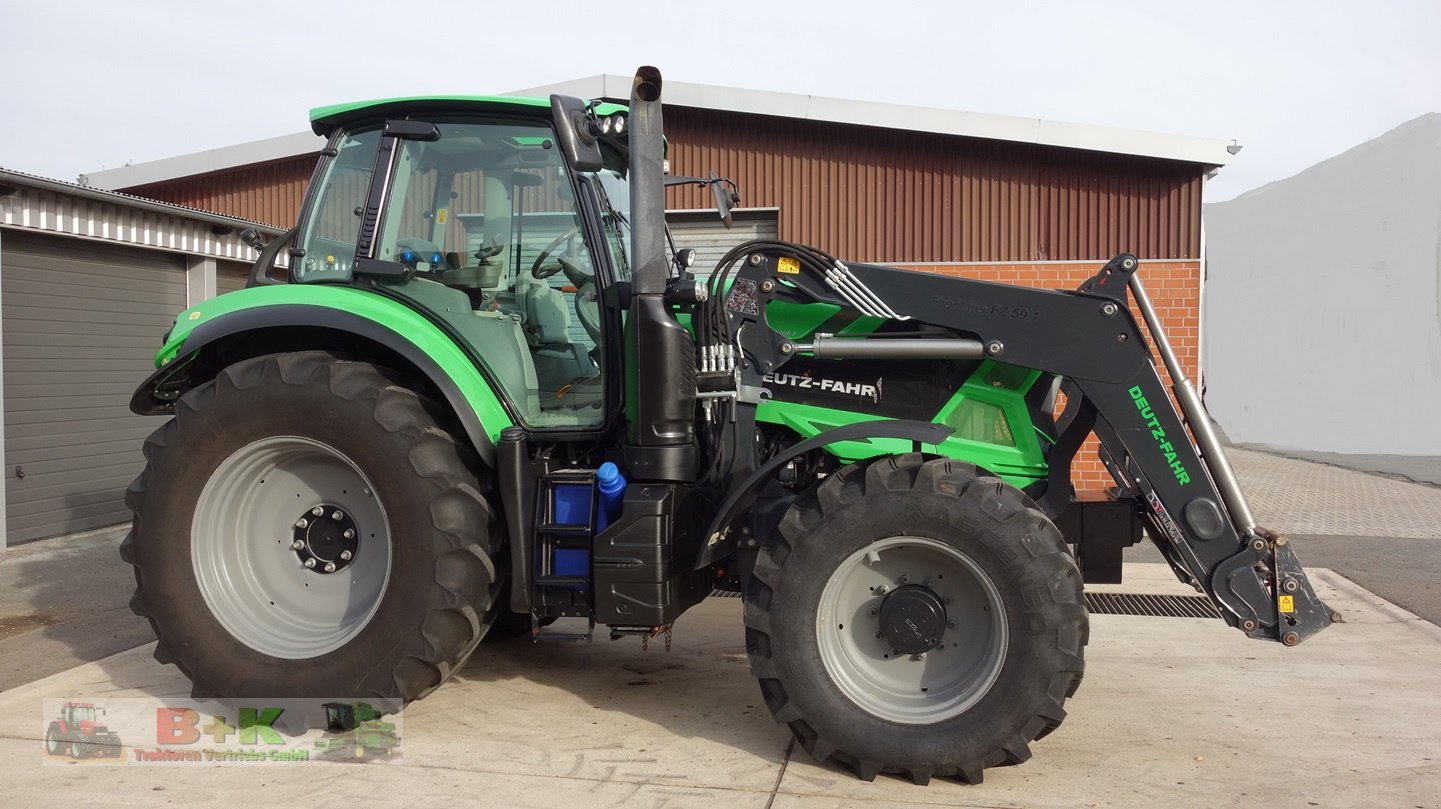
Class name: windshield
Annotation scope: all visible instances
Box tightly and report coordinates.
[294,128,381,282]
[591,166,631,282]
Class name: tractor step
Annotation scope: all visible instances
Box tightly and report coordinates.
[534,574,589,587]
[533,616,593,643]
[530,471,600,620]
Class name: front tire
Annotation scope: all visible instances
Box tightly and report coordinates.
[121,352,501,709]
[744,454,1087,784]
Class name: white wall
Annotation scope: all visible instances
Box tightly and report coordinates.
[1204,114,1441,455]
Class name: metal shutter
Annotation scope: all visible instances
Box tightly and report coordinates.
[217,261,250,295]
[666,209,779,283]
[3,231,186,542]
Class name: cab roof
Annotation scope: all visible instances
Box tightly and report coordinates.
[309,95,628,137]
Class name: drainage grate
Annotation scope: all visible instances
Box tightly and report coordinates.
[1085,592,1220,619]
[711,589,1217,618]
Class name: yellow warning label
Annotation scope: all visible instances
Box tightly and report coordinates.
[777,256,801,275]
[1278,595,1295,614]
[437,208,449,224]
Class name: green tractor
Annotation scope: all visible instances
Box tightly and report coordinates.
[313,703,400,759]
[121,66,1332,785]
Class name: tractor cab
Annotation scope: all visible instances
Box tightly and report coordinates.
[292,102,636,430]
[61,702,99,728]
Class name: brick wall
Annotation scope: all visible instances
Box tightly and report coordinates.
[896,259,1201,491]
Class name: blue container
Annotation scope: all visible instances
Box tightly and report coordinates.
[594,462,627,531]
[551,483,592,526]
[554,547,589,576]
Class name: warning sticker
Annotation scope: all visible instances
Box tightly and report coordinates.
[1145,490,1187,548]
[776,256,800,275]
[437,208,449,224]
[725,277,760,316]
[1278,595,1295,614]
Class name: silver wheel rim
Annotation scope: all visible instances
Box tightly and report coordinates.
[192,436,392,659]
[817,535,1008,724]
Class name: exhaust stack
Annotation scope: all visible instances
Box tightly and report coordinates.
[628,66,667,295]
[624,66,698,482]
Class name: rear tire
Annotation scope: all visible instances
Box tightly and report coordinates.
[744,454,1087,784]
[121,352,501,711]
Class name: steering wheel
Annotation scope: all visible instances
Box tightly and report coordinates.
[574,278,603,345]
[531,228,586,280]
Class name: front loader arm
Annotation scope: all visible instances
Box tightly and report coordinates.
[710,248,1332,645]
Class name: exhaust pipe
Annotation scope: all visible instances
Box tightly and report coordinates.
[628,66,666,295]
[624,66,698,482]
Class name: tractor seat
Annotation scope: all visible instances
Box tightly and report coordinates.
[519,281,572,346]
[519,280,596,394]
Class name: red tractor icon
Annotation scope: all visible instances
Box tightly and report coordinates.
[45,702,122,758]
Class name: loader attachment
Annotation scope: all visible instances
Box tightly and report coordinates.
[1075,253,1335,644]
[702,246,1334,645]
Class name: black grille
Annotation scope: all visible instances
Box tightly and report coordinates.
[1085,592,1220,619]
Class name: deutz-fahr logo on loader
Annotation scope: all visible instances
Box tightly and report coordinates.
[1129,386,1192,485]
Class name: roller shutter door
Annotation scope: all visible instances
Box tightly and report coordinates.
[666,209,778,282]
[3,231,187,542]
[217,261,250,295]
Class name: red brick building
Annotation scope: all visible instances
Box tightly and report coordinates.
[81,76,1232,486]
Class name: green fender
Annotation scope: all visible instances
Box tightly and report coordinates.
[134,284,514,463]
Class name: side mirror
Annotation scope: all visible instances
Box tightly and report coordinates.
[240,228,267,250]
[709,171,736,230]
[551,95,604,172]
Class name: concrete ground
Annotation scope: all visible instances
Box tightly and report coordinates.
[1238,443,1441,488]
[0,526,153,691]
[1,447,1440,806]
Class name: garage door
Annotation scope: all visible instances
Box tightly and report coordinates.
[3,231,187,543]
[667,209,778,282]
[217,261,250,295]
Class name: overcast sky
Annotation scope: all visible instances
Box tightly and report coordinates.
[2,0,1436,202]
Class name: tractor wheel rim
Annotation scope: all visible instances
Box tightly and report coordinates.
[816,535,1008,724]
[192,436,392,659]
[46,729,59,755]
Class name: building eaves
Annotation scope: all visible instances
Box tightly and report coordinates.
[78,131,326,192]
[75,75,1233,191]
[519,75,1235,169]
[0,167,284,234]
